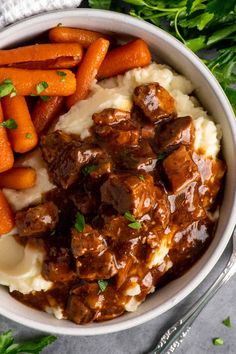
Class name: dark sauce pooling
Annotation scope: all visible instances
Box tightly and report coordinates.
[12,82,226,324]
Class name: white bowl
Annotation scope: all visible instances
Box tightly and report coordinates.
[0,9,235,336]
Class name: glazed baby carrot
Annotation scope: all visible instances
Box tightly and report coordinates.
[0,68,76,96]
[0,167,36,190]
[0,43,83,66]
[49,27,110,48]
[0,102,14,173]
[10,56,81,70]
[67,38,110,108]
[0,190,14,234]
[97,39,152,79]
[32,96,64,134]
[1,95,38,153]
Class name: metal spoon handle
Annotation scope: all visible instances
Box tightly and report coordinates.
[147,229,236,354]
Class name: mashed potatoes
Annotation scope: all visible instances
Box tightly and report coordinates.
[0,63,222,310]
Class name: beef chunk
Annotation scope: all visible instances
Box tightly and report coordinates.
[76,250,117,280]
[133,83,176,122]
[92,108,130,126]
[70,192,97,215]
[41,130,103,189]
[67,283,102,324]
[163,146,200,193]
[71,225,107,258]
[101,173,158,218]
[42,247,76,282]
[156,116,194,151]
[115,140,157,172]
[16,202,59,237]
[94,120,139,147]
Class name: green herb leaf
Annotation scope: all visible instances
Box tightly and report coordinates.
[128,221,141,229]
[36,81,48,95]
[124,211,136,222]
[157,152,167,161]
[10,88,17,98]
[75,212,85,233]
[25,133,32,139]
[223,316,231,328]
[82,164,98,176]
[88,0,111,10]
[57,71,67,82]
[0,118,17,130]
[40,95,50,102]
[124,211,141,230]
[0,79,16,98]
[0,330,56,354]
[138,175,145,182]
[207,0,236,16]
[0,330,14,352]
[98,279,108,292]
[212,337,224,346]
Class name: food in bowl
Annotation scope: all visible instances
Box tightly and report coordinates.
[0,26,225,324]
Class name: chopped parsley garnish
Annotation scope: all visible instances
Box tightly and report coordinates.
[212,337,224,346]
[0,329,56,353]
[82,164,98,176]
[223,316,231,328]
[36,81,48,94]
[75,211,85,232]
[26,133,32,139]
[138,175,145,182]
[98,279,108,292]
[57,71,67,82]
[40,95,50,102]
[0,79,16,98]
[124,211,141,230]
[0,118,17,129]
[157,152,167,161]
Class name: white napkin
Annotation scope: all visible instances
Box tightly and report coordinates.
[0,0,82,28]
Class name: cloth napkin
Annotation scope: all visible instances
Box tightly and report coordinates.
[0,0,82,28]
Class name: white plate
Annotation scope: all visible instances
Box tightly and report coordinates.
[0,9,235,335]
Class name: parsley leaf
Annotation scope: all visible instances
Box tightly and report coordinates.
[212,337,224,346]
[0,118,17,130]
[124,211,141,230]
[0,329,56,354]
[25,133,32,139]
[138,175,145,182]
[88,0,112,9]
[207,0,236,16]
[98,279,108,292]
[0,79,16,98]
[36,81,48,94]
[75,211,85,232]
[222,316,231,328]
[82,164,98,176]
[57,71,67,82]
[40,95,50,102]
[157,152,167,161]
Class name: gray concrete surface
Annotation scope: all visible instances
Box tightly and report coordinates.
[1,241,235,354]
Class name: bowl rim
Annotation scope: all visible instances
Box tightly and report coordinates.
[0,8,236,336]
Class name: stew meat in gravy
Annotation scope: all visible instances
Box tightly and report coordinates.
[12,82,225,324]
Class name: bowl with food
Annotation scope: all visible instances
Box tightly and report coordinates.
[0,9,235,335]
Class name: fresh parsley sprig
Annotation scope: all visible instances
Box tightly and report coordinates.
[89,0,236,114]
[0,329,56,354]
[124,211,141,229]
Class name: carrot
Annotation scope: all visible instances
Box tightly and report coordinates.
[0,190,14,234]
[0,102,14,173]
[1,95,38,153]
[0,167,36,190]
[32,96,64,134]
[9,56,81,70]
[49,27,110,48]
[0,43,83,66]
[67,38,110,108]
[0,68,76,96]
[97,39,152,79]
